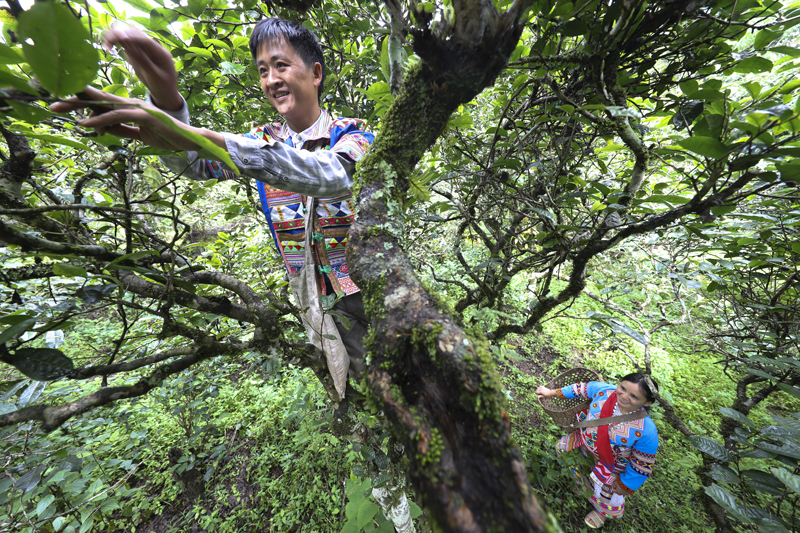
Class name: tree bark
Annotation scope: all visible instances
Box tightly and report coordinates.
[348,2,558,531]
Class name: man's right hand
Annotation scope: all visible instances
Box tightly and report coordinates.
[104,24,183,112]
[50,87,222,152]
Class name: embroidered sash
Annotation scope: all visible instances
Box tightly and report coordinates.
[596,391,617,468]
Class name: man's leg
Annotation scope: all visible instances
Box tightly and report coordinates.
[331,292,369,379]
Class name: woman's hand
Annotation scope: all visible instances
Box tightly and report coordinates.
[103,24,183,112]
[50,87,208,152]
[535,386,556,400]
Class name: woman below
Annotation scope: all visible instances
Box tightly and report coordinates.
[536,373,659,529]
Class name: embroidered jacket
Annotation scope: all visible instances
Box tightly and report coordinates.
[156,101,374,295]
[558,381,658,493]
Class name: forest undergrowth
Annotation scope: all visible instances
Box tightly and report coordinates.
[4,284,796,533]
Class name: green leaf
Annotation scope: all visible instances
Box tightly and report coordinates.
[677,137,730,159]
[220,62,246,76]
[6,101,53,124]
[590,201,606,214]
[772,467,800,496]
[529,207,556,223]
[363,81,392,103]
[709,464,741,484]
[0,43,24,65]
[672,101,703,130]
[188,0,211,16]
[78,517,94,533]
[755,440,800,460]
[13,464,46,494]
[741,469,785,496]
[409,501,423,519]
[769,46,800,57]
[688,435,733,462]
[23,133,94,151]
[754,29,779,50]
[742,82,761,100]
[741,447,775,459]
[373,473,391,488]
[710,204,735,216]
[137,147,175,157]
[53,263,88,277]
[36,494,56,517]
[777,383,800,400]
[0,9,17,30]
[105,250,159,268]
[561,19,588,36]
[0,318,36,345]
[719,408,756,429]
[340,518,360,533]
[140,106,239,174]
[357,498,379,529]
[120,0,155,12]
[780,79,800,94]
[5,348,74,381]
[376,517,395,533]
[0,66,37,94]
[704,484,747,521]
[186,46,213,59]
[732,56,773,74]
[17,2,99,97]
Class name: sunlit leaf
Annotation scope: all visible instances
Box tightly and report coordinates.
[677,137,730,159]
[17,2,99,97]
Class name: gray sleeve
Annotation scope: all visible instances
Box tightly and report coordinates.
[222,134,355,197]
[148,95,355,196]
[143,95,214,182]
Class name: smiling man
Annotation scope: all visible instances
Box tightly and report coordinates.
[52,18,375,380]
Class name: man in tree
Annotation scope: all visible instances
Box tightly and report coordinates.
[53,18,374,384]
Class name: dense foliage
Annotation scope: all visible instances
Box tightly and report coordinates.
[1,0,800,531]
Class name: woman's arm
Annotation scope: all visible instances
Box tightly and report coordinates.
[617,425,659,493]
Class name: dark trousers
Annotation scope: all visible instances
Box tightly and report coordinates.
[331,292,369,379]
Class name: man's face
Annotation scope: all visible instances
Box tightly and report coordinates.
[256,37,322,132]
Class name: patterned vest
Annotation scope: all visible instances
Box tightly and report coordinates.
[206,111,373,295]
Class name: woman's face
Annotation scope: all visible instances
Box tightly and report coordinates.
[616,380,652,412]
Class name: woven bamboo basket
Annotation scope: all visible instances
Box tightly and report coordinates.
[538,367,600,428]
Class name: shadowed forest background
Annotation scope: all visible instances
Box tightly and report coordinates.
[1,0,800,532]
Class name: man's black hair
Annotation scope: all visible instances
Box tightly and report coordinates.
[249,17,325,99]
[620,372,659,403]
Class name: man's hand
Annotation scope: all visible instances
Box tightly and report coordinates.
[50,87,220,152]
[104,24,183,112]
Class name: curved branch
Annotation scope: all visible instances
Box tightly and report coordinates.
[70,346,193,379]
[0,337,246,431]
[0,219,116,259]
[117,270,257,323]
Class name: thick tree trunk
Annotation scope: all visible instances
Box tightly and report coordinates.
[348,2,558,531]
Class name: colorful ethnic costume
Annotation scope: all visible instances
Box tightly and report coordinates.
[155,100,374,374]
[556,381,658,520]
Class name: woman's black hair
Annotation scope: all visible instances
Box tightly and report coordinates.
[620,372,658,403]
[249,17,325,99]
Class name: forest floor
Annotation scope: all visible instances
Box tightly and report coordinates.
[103,330,716,533]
